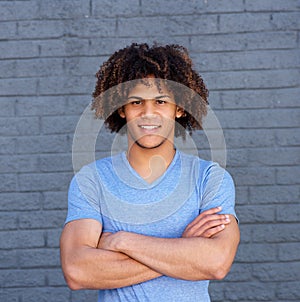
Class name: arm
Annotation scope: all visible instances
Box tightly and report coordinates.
[60,218,161,290]
[99,214,240,281]
[60,208,229,290]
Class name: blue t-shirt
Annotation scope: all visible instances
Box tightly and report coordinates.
[66,150,236,302]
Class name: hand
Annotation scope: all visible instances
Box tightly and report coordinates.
[97,232,116,251]
[182,207,231,238]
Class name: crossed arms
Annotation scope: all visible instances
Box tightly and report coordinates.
[60,207,240,290]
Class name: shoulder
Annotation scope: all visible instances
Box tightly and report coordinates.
[178,151,234,188]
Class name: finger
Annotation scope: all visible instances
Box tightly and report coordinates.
[183,215,230,237]
[201,224,226,238]
[184,213,230,234]
[187,207,222,228]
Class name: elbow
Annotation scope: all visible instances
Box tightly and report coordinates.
[210,265,230,280]
[209,253,234,280]
[62,263,85,291]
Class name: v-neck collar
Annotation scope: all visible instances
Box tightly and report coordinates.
[111,150,180,189]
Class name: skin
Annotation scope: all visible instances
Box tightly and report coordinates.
[60,78,240,290]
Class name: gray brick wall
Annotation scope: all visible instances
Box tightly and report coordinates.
[0,0,299,301]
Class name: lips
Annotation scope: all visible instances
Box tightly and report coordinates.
[139,125,161,130]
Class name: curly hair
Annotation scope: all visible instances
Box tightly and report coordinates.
[91,43,209,137]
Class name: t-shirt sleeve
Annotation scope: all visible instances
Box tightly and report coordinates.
[199,162,237,220]
[65,164,103,225]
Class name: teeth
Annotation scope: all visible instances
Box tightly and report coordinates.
[140,125,159,130]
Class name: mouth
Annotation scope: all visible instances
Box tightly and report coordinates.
[139,125,161,130]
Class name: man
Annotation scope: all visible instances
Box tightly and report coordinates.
[60,43,240,301]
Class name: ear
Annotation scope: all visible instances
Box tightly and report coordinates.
[175,106,185,118]
[118,107,126,118]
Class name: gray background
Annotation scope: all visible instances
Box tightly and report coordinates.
[0,0,300,301]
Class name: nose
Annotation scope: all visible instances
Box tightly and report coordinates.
[141,100,156,117]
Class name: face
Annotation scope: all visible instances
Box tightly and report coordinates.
[118,79,184,150]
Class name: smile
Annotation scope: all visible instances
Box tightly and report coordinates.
[139,125,161,130]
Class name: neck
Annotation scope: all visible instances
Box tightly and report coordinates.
[126,140,176,183]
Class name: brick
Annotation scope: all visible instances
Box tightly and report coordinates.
[277,281,300,300]
[39,0,90,19]
[276,166,300,185]
[41,115,79,134]
[0,250,18,268]
[0,269,45,287]
[70,290,98,302]
[0,117,40,136]
[245,0,300,11]
[43,191,68,210]
[16,96,66,116]
[0,289,19,302]
[0,1,39,21]
[46,228,64,248]
[0,174,17,192]
[249,185,299,204]
[66,18,116,38]
[252,223,300,243]
[248,147,300,166]
[0,212,18,230]
[235,243,277,262]
[194,49,300,72]
[204,69,300,90]
[17,20,65,39]
[220,88,300,109]
[252,262,300,282]
[278,242,300,261]
[239,224,251,243]
[235,205,276,223]
[220,12,300,33]
[39,154,73,172]
[118,15,219,37]
[277,204,300,222]
[15,135,71,154]
[0,155,39,173]
[39,75,94,95]
[0,192,41,211]
[47,268,67,286]
[21,287,71,302]
[19,248,60,268]
[0,21,17,40]
[0,230,45,249]
[190,31,298,52]
[65,95,91,115]
[228,167,276,186]
[0,40,39,59]
[64,56,101,76]
[0,98,15,116]
[38,39,70,57]
[276,128,300,146]
[18,172,72,192]
[217,108,300,129]
[224,129,276,148]
[9,58,65,78]
[94,0,139,17]
[19,210,67,229]
[224,262,253,282]
[0,78,38,96]
[224,281,277,301]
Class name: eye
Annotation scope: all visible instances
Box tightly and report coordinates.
[156,99,167,105]
[129,100,143,105]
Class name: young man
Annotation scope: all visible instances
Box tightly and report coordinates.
[60,43,240,301]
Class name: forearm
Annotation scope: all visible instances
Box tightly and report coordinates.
[62,246,161,290]
[108,220,239,281]
[114,234,217,280]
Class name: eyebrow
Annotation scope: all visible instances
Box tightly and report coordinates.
[127,95,172,100]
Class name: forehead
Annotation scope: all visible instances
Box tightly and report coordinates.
[127,78,173,98]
